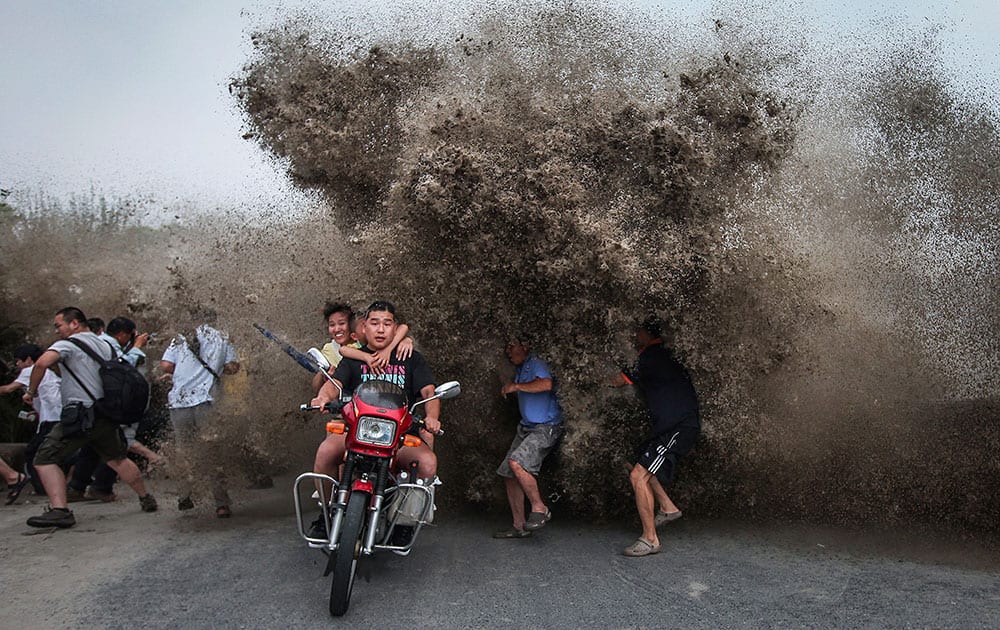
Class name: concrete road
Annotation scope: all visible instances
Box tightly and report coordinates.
[2,477,997,629]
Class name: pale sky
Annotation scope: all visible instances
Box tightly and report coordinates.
[1,0,997,216]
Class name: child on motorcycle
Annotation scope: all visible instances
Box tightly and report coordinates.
[311,302,413,392]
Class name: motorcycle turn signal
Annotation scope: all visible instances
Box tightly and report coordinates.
[326,421,347,434]
[402,434,423,447]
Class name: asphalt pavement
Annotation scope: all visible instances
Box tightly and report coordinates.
[2,477,998,629]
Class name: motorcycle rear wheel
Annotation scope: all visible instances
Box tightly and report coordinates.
[329,490,368,616]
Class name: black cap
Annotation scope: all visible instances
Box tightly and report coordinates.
[640,316,662,339]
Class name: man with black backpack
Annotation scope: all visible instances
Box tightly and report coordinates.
[67,316,155,503]
[22,307,158,529]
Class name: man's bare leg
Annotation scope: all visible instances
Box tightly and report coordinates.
[35,463,68,508]
[396,443,437,479]
[648,475,679,515]
[504,476,527,530]
[509,459,546,515]
[629,463,659,546]
[313,433,346,499]
[106,457,150,497]
[1,457,21,485]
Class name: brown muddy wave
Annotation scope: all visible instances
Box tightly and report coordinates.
[3,2,997,532]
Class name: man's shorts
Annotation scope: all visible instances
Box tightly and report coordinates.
[632,426,699,485]
[34,415,129,466]
[497,423,563,477]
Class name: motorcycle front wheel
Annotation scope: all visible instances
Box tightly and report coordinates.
[329,490,369,616]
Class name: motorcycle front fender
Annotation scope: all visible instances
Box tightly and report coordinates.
[351,478,374,494]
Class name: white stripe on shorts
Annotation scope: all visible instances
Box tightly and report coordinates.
[647,431,680,475]
[647,454,664,474]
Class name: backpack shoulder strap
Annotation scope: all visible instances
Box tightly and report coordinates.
[59,353,98,403]
[182,333,220,380]
[191,349,221,380]
[103,339,122,360]
[65,336,109,365]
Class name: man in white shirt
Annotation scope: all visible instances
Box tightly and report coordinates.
[0,344,62,501]
[161,322,240,517]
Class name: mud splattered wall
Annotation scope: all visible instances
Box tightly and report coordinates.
[3,2,997,531]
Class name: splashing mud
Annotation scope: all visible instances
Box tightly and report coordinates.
[2,2,997,532]
[226,1,1000,530]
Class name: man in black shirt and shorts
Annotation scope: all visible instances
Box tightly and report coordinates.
[611,316,700,557]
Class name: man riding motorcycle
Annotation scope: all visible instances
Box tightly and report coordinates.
[310,300,441,514]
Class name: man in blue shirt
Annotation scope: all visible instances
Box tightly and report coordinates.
[493,335,563,539]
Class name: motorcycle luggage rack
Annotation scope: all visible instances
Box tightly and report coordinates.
[293,472,339,548]
[375,482,435,557]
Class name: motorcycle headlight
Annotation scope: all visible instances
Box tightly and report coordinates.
[356,416,396,447]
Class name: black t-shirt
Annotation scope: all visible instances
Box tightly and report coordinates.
[332,347,436,406]
[630,342,700,435]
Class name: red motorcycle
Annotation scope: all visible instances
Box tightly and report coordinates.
[295,378,460,616]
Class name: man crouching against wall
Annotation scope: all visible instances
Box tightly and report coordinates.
[610,316,700,557]
[493,335,564,539]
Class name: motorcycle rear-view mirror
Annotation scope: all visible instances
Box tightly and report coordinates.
[410,380,462,415]
[307,347,331,371]
[434,381,461,400]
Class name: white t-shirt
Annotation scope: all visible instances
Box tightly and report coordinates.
[50,332,113,407]
[15,365,62,424]
[162,325,238,409]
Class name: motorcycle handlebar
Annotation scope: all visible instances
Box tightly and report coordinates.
[299,404,445,436]
[413,417,445,437]
[299,401,345,414]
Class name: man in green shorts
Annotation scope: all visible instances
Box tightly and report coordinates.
[493,335,563,539]
[23,307,157,528]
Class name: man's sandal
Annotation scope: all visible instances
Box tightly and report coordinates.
[524,508,551,531]
[5,473,30,506]
[493,527,532,539]
[654,509,682,527]
[623,537,661,557]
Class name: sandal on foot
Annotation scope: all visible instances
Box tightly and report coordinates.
[5,473,30,505]
[654,509,682,527]
[524,508,551,531]
[493,527,532,539]
[139,494,158,513]
[623,537,661,557]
